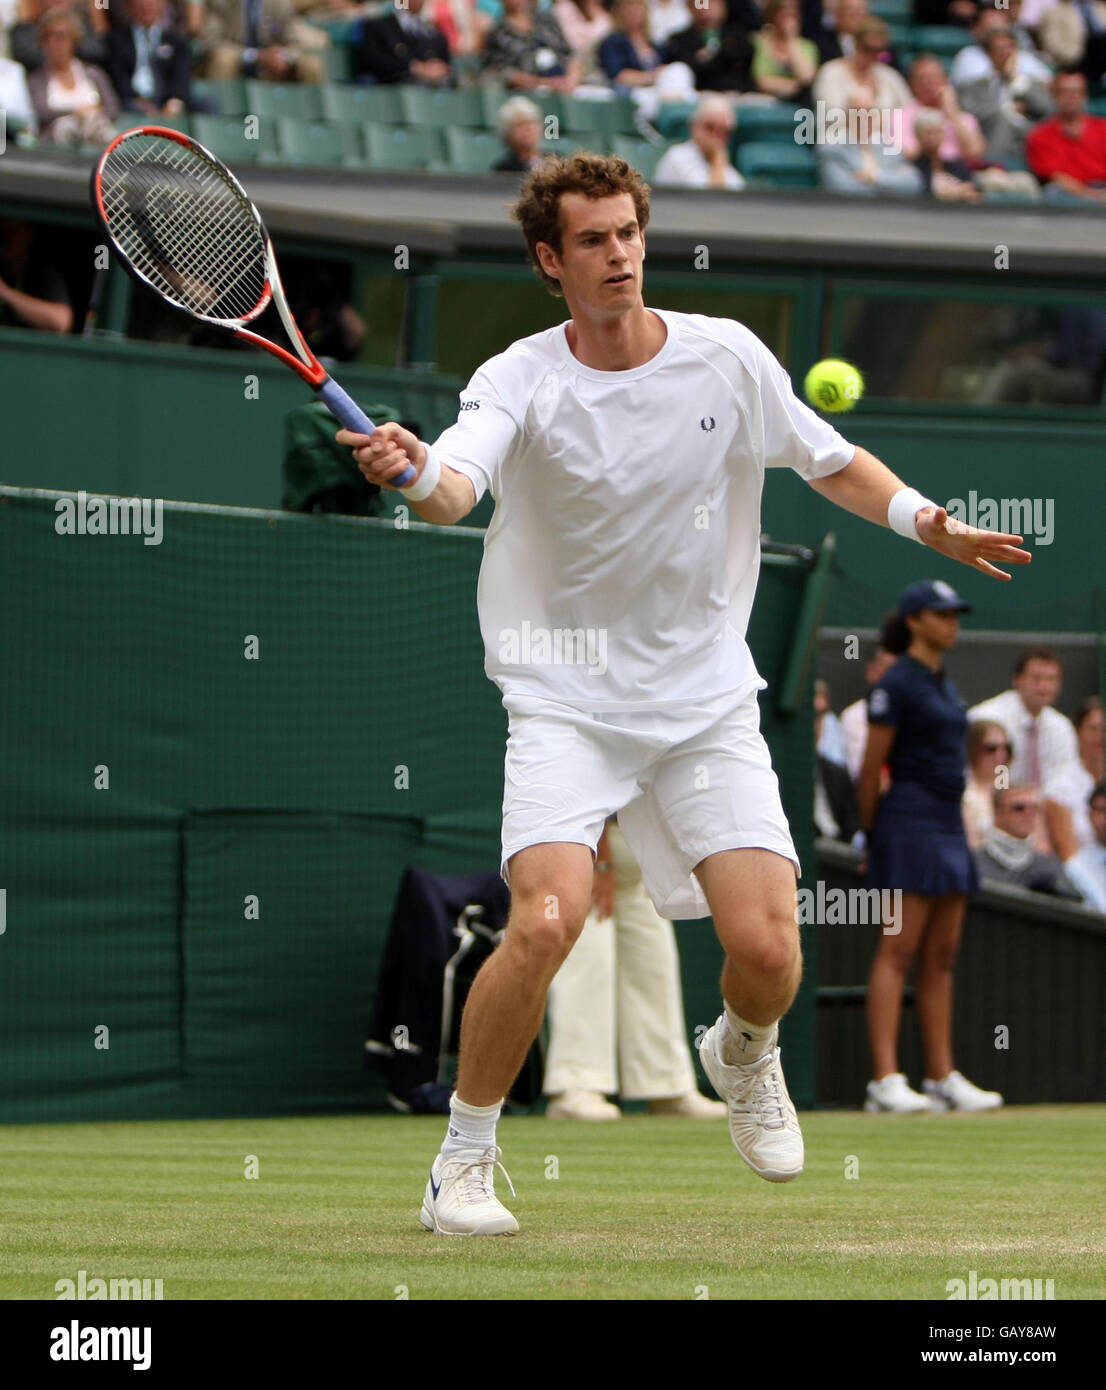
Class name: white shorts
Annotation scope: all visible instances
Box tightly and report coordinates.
[500,681,800,921]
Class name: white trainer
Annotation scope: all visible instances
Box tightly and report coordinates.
[864,1073,935,1114]
[546,1090,621,1121]
[698,1017,804,1182]
[419,1146,519,1236]
[923,1071,1004,1113]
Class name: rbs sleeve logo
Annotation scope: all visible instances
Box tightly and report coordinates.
[459,399,481,412]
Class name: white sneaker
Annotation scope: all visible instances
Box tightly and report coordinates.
[864,1073,935,1114]
[923,1071,1004,1113]
[546,1090,621,1121]
[647,1091,727,1118]
[698,1017,804,1182]
[419,1146,519,1236]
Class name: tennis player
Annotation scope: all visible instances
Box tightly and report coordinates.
[340,154,1030,1236]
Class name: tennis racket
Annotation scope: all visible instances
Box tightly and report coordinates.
[90,125,415,486]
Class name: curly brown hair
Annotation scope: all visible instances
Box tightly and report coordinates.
[511,152,651,297]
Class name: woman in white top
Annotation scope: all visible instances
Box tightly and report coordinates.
[962,719,1013,850]
[28,9,118,147]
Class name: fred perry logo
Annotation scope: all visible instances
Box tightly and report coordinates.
[700,416,716,432]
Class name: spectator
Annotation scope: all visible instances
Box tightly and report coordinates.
[901,52,985,163]
[1063,782,1106,912]
[814,676,847,766]
[1047,695,1105,850]
[0,49,36,133]
[979,305,1106,401]
[1027,69,1106,203]
[913,0,980,25]
[1038,0,1106,84]
[493,93,546,170]
[598,0,696,119]
[662,0,757,96]
[10,0,108,71]
[484,0,580,91]
[974,785,1083,898]
[358,0,452,87]
[543,818,727,1120]
[653,91,746,186]
[554,0,614,78]
[648,0,691,48]
[841,624,897,782]
[912,105,982,196]
[858,579,1001,1115]
[0,217,74,332]
[950,9,1053,88]
[106,0,191,116]
[814,683,859,843]
[962,719,1014,850]
[817,108,925,195]
[199,0,326,82]
[751,0,820,102]
[957,27,1052,164]
[1,0,18,59]
[814,18,912,114]
[430,0,492,57]
[969,646,1085,860]
[813,0,894,66]
[28,8,117,145]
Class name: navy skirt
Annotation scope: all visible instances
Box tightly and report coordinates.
[866,783,979,897]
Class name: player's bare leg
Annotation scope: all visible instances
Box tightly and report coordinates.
[693,848,806,1182]
[419,842,593,1236]
[456,842,594,1105]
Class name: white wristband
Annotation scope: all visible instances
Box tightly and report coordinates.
[887,486,937,544]
[399,444,441,502]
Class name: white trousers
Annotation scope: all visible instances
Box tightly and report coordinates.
[543,821,698,1100]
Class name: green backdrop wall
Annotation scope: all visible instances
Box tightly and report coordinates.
[0,489,819,1123]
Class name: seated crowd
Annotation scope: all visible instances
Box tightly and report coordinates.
[817,640,1106,913]
[1,0,1105,202]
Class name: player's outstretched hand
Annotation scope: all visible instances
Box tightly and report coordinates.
[337,420,426,490]
[916,506,1033,581]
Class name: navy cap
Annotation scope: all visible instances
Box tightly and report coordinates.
[898,579,972,617]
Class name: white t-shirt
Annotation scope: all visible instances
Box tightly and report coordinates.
[0,56,35,130]
[654,139,745,190]
[426,308,856,710]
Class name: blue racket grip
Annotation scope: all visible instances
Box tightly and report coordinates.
[317,376,417,488]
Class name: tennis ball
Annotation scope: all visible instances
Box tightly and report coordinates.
[804,359,864,413]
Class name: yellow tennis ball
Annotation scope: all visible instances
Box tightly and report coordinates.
[804,359,864,413]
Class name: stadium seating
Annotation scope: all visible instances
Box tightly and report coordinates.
[191,78,248,116]
[363,122,441,170]
[733,105,801,144]
[911,24,973,58]
[559,95,639,139]
[320,81,403,126]
[869,0,912,17]
[275,117,365,168]
[399,86,486,131]
[244,79,325,122]
[191,113,279,164]
[736,141,818,188]
[443,126,504,173]
[610,134,665,180]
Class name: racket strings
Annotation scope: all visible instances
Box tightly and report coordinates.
[99,135,269,323]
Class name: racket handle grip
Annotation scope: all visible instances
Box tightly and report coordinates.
[316,375,417,488]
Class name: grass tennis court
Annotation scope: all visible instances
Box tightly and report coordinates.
[2,1107,1103,1301]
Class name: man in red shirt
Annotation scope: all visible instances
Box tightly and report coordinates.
[1027,69,1106,204]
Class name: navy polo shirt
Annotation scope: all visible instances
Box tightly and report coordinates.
[867,653,968,802]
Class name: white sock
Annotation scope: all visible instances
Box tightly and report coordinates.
[442,1094,502,1157]
[721,1005,778,1065]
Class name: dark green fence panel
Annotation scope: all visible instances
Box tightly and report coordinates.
[0,489,819,1120]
